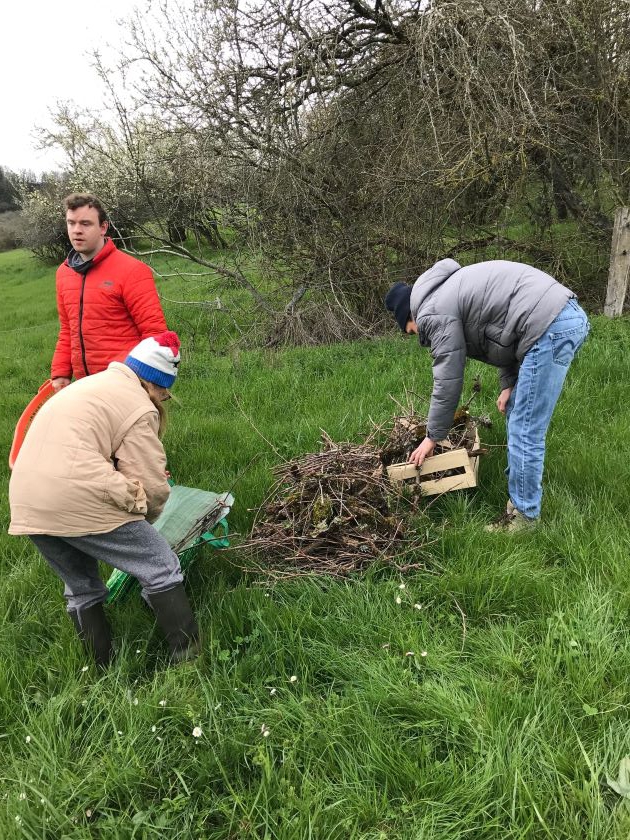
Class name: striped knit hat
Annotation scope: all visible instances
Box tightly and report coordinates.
[125,331,181,388]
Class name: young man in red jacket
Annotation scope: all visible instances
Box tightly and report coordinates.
[51,194,167,391]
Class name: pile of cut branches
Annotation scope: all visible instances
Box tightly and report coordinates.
[242,433,428,576]
[242,387,488,576]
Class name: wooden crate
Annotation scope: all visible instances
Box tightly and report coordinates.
[386,429,480,496]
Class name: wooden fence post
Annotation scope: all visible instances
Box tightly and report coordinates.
[604,207,630,317]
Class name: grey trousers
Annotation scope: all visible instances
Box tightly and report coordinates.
[30,520,183,613]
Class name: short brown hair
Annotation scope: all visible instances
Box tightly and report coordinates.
[63,193,108,225]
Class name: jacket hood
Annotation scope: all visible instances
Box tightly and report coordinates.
[65,238,116,273]
[410,258,461,321]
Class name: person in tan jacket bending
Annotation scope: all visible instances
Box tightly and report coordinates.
[9,331,199,666]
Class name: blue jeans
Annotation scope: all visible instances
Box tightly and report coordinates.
[505,299,590,519]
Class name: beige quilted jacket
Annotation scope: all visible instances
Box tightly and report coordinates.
[9,363,170,536]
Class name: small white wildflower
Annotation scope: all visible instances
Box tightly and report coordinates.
[159,699,167,707]
[40,798,45,805]
[261,724,270,737]
[264,592,270,598]
[117,730,123,735]
[81,665,89,672]
[289,675,298,683]
[18,792,27,800]
[86,809,93,818]
[25,735,31,744]
[151,725,156,733]
[136,649,141,654]
[395,596,402,605]
[405,651,414,657]
[157,736,162,742]
[420,651,428,657]
[269,688,277,696]
[133,698,139,706]
[15,816,22,824]
[398,583,406,590]
[414,603,423,610]
[192,726,203,738]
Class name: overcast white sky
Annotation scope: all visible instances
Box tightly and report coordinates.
[1,0,142,174]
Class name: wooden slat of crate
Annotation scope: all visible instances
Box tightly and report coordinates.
[386,429,480,496]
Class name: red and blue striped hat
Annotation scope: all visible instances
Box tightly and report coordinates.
[125,331,181,388]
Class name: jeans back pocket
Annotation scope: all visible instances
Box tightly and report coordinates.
[550,323,588,366]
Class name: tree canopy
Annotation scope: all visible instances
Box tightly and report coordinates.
[25,0,630,334]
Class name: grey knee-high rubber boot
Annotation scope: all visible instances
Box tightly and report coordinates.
[146,584,200,663]
[69,603,113,667]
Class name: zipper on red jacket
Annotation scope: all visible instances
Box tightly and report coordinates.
[78,270,90,376]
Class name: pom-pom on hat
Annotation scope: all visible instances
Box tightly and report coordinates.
[385,282,413,332]
[125,331,181,388]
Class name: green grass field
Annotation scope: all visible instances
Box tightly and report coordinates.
[1,248,630,839]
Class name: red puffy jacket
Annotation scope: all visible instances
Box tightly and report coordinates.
[51,240,167,380]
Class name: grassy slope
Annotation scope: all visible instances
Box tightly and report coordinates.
[1,249,630,839]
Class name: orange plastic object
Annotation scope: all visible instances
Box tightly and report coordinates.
[9,379,56,470]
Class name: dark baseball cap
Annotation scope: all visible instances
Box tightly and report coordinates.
[384,282,413,332]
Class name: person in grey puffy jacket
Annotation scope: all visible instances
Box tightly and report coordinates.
[385,259,590,531]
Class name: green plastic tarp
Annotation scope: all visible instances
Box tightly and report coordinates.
[105,484,234,603]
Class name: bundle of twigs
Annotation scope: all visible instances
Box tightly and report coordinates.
[378,410,480,467]
[242,433,428,576]
[376,380,490,469]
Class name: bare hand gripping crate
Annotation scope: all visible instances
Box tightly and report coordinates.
[386,428,481,496]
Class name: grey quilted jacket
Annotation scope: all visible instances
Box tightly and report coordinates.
[409,259,574,441]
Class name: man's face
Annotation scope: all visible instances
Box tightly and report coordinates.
[66,206,108,258]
